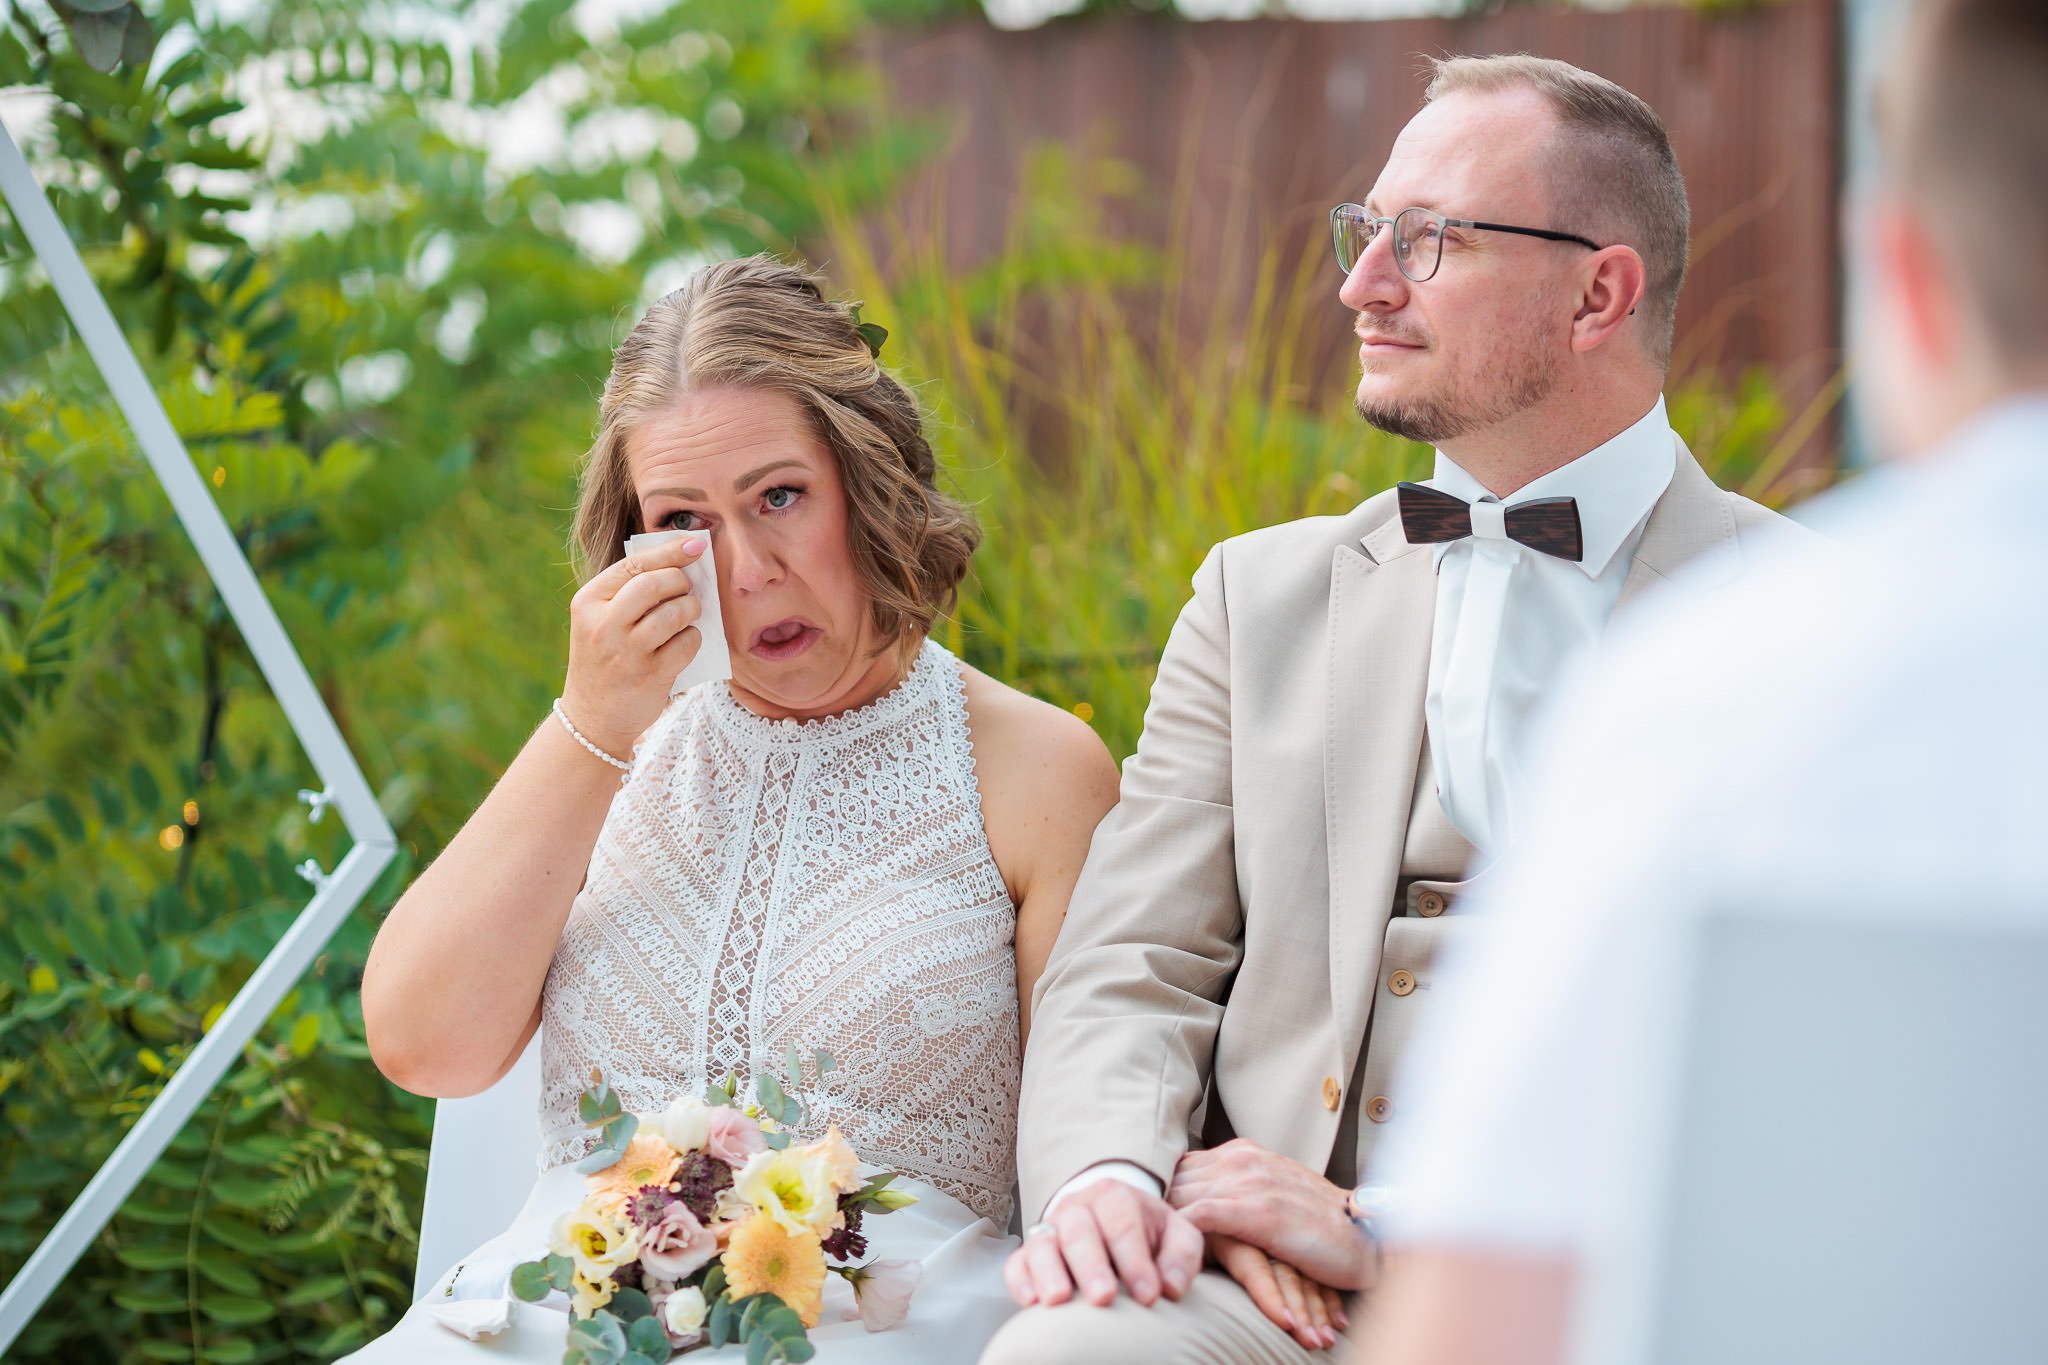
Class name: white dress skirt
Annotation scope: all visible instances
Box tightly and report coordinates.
[349,1163,1017,1362]
[343,643,1025,1362]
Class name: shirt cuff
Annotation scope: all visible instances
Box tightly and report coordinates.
[1043,1161,1165,1220]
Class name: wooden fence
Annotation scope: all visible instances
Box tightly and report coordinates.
[866,2,1843,464]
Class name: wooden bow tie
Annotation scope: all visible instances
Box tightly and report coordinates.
[1396,482,1584,562]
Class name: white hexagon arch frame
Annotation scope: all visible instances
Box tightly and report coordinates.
[0,120,399,1354]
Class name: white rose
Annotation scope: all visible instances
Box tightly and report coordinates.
[660,1096,714,1154]
[663,1285,709,1340]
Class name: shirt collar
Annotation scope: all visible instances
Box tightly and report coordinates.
[1427,394,1678,579]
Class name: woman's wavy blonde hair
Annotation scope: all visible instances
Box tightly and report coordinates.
[571,254,980,659]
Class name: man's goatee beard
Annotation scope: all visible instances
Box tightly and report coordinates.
[1355,358,1557,447]
[1355,395,1467,446]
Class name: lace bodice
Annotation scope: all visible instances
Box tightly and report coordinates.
[539,641,1020,1225]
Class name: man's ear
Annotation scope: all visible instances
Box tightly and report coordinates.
[1871,199,1960,374]
[1570,246,1648,355]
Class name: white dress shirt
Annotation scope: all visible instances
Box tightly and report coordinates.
[1373,395,2048,1252]
[1422,396,1676,854]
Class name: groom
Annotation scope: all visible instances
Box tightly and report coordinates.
[985,54,1809,1363]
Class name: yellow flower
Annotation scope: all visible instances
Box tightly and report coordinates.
[798,1124,861,1197]
[587,1133,683,1212]
[549,1198,641,1283]
[732,1145,843,1237]
[570,1267,616,1321]
[723,1215,826,1328]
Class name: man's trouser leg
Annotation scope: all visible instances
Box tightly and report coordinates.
[979,1267,1348,1365]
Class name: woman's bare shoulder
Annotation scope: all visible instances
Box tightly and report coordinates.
[956,662,1117,791]
[955,662,1119,901]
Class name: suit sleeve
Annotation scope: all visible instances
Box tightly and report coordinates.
[1014,544,1244,1221]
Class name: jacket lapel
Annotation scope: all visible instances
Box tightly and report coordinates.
[1616,435,1745,612]
[1324,502,1435,1062]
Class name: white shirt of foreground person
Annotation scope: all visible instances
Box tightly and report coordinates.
[1374,393,2048,1257]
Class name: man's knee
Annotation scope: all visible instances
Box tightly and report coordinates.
[980,1297,1184,1365]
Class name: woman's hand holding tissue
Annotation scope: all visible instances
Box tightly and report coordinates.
[560,533,706,756]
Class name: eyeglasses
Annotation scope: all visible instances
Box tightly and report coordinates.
[1330,204,1603,283]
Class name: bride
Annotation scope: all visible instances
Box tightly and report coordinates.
[346,255,1119,1360]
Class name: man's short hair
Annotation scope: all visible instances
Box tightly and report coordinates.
[1425,54,1689,369]
[1878,0,2048,365]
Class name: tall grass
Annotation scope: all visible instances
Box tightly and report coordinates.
[810,146,1839,759]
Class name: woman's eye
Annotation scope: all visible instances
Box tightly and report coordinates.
[762,486,801,512]
[661,509,704,530]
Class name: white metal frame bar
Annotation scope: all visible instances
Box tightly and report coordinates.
[0,119,398,1354]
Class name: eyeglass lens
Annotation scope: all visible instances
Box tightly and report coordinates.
[1332,206,1446,283]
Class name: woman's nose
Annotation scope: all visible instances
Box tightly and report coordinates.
[720,524,782,593]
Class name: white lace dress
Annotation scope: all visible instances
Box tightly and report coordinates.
[346,641,1022,1362]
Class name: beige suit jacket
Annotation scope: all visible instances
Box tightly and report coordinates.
[1016,439,1809,1220]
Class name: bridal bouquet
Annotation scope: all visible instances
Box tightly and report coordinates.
[511,1052,921,1364]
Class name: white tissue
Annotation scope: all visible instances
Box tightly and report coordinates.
[425,1295,515,1340]
[623,530,733,693]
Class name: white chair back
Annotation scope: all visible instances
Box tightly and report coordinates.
[413,1032,545,1300]
[1578,909,2048,1365]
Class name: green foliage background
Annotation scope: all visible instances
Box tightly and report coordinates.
[0,0,1828,1361]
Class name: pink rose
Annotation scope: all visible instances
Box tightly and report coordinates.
[638,1201,718,1282]
[708,1109,766,1168]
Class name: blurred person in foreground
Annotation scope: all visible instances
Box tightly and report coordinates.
[351,256,1118,1360]
[1360,2,2048,1362]
[986,55,1808,1365]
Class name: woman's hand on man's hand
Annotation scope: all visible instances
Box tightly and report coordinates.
[1208,1233,1349,1351]
[561,534,705,756]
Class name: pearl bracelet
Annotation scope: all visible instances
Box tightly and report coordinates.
[551,698,631,772]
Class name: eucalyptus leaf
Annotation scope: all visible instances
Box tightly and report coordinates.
[509,1260,553,1302]
[609,1286,653,1323]
[566,1313,628,1365]
[627,1316,670,1356]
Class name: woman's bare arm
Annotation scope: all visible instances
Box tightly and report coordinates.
[961,668,1122,1050]
[361,536,708,1097]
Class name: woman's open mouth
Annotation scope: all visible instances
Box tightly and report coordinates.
[749,618,821,661]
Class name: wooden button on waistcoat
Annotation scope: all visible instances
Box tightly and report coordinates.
[1388,969,1416,996]
[1321,1075,1342,1110]
[1417,889,1447,917]
[1367,1095,1393,1123]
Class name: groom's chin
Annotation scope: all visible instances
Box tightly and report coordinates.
[1355,388,1459,446]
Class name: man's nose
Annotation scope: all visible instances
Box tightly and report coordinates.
[1339,226,1408,314]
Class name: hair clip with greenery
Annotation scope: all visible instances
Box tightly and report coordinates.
[849,303,889,360]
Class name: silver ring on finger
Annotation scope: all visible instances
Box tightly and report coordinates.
[1023,1221,1057,1240]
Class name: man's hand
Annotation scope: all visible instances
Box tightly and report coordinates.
[1210,1233,1350,1350]
[1168,1139,1377,1293]
[1002,1178,1206,1311]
